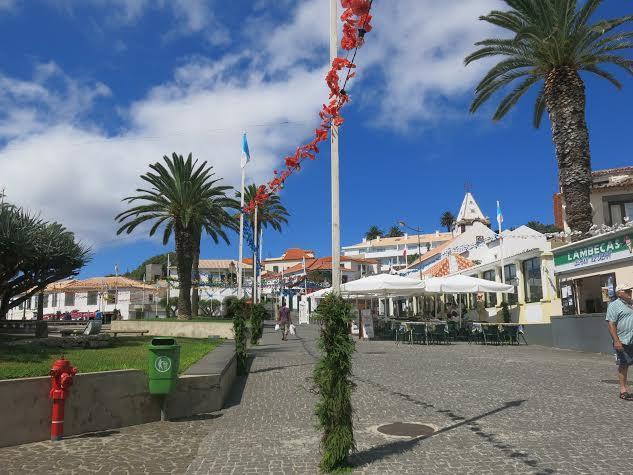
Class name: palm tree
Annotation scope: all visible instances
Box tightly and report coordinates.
[365,225,383,241]
[440,211,455,232]
[466,1,632,236]
[191,193,239,318]
[116,153,237,320]
[386,226,404,238]
[238,184,289,300]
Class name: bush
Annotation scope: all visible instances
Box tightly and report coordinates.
[500,301,511,323]
[227,298,249,375]
[312,294,356,472]
[250,303,268,345]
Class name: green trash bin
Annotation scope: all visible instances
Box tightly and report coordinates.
[148,337,180,395]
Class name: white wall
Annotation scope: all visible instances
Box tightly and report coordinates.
[8,290,134,320]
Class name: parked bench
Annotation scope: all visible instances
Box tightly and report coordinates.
[0,320,48,338]
[108,330,149,337]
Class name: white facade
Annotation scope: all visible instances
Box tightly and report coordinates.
[8,280,163,321]
[342,232,452,272]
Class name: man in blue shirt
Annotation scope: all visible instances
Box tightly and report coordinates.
[606,283,633,400]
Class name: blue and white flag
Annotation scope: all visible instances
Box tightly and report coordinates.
[241,132,250,168]
[496,200,503,226]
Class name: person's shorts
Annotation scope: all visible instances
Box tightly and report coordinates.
[615,344,633,367]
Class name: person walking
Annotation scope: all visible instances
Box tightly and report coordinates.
[279,299,292,341]
[606,283,633,400]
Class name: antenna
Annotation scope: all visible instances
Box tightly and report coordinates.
[464,182,472,193]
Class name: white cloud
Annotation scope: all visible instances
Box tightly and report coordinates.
[0,0,506,249]
[253,0,503,129]
[0,0,15,11]
[0,60,326,247]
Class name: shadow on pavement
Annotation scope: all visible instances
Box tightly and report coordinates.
[249,363,314,374]
[171,413,222,422]
[350,400,535,469]
[352,377,556,474]
[223,356,254,409]
[68,430,121,439]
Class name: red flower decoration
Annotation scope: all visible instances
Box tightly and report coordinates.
[243,0,374,213]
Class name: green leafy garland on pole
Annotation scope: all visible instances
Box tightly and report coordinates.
[228,298,249,375]
[313,294,356,472]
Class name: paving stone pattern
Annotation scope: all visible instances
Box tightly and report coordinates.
[2,322,633,474]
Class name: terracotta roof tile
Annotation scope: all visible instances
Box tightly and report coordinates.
[423,254,475,277]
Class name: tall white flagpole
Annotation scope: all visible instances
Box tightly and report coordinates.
[253,205,258,303]
[330,0,341,293]
[497,200,506,285]
[238,132,249,299]
[237,167,245,299]
[258,228,263,301]
[303,256,308,296]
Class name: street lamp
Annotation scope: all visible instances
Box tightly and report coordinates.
[399,221,423,280]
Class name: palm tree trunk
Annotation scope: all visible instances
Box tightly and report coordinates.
[174,224,193,320]
[544,67,593,238]
[191,229,201,318]
[36,291,44,320]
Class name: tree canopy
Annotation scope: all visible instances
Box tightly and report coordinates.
[365,225,384,241]
[0,201,90,319]
[386,226,404,238]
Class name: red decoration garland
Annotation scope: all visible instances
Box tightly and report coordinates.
[243,0,373,213]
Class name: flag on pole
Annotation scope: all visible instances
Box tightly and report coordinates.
[496,200,503,226]
[241,132,250,168]
[403,248,407,264]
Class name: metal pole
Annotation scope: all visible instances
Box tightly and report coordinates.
[253,205,258,303]
[259,228,263,302]
[237,167,245,299]
[142,277,145,320]
[166,253,170,316]
[417,231,422,280]
[330,0,341,294]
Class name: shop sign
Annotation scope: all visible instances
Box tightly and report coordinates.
[554,233,633,272]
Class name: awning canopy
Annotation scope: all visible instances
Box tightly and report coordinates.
[309,273,427,298]
[424,275,514,293]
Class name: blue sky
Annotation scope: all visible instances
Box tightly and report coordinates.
[0,0,631,277]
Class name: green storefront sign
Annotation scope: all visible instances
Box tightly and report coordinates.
[554,232,633,272]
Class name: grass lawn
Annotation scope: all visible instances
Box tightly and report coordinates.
[0,336,222,380]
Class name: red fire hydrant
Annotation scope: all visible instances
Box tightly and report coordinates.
[49,358,77,441]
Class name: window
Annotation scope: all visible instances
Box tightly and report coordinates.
[273,266,279,273]
[26,298,32,309]
[148,294,154,303]
[523,258,543,303]
[608,199,633,225]
[504,264,518,304]
[476,235,485,244]
[43,294,48,308]
[482,270,497,307]
[87,291,98,305]
[107,290,116,303]
[18,302,23,310]
[64,292,75,307]
[51,293,58,307]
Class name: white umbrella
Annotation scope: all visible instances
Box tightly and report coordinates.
[308,274,427,299]
[339,273,426,296]
[424,274,513,293]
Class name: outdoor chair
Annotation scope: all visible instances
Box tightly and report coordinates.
[502,326,520,345]
[411,326,427,345]
[447,322,460,342]
[482,325,502,345]
[429,323,449,345]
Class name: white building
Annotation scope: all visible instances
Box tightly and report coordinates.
[453,192,491,235]
[8,276,163,320]
[555,166,633,231]
[168,259,253,305]
[342,232,452,272]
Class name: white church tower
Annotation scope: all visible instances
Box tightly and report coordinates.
[454,192,491,235]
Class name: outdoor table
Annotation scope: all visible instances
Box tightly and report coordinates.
[471,322,524,345]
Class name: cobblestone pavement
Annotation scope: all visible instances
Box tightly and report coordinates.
[2,322,633,474]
